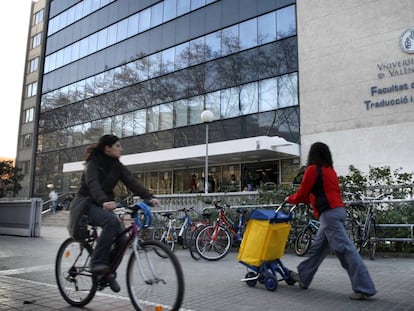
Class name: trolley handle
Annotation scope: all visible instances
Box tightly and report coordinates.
[275,201,297,214]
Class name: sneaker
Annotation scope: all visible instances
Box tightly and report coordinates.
[290,271,308,289]
[106,274,121,293]
[109,278,120,292]
[349,291,374,300]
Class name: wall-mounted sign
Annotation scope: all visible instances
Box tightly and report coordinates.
[400,27,414,54]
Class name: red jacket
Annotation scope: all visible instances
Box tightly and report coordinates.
[287,165,344,218]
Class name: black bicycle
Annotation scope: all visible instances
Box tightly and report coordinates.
[294,204,320,256]
[55,202,185,311]
[345,193,386,260]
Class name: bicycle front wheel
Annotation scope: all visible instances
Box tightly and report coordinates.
[127,240,184,311]
[188,224,207,261]
[55,238,97,307]
[195,224,233,261]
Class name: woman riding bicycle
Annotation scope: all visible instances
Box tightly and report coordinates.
[69,134,160,292]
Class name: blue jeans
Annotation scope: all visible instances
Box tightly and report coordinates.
[88,204,128,267]
[51,201,57,213]
[297,207,377,296]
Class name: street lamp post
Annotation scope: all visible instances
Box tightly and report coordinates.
[201,110,214,194]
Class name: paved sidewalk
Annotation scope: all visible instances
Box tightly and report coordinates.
[0,226,413,310]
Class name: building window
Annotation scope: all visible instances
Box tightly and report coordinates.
[27,82,37,97]
[23,107,35,123]
[18,160,31,175]
[21,134,33,149]
[34,9,44,25]
[29,57,39,73]
[32,33,41,48]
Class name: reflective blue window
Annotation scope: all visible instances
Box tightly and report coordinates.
[147,105,160,132]
[139,8,151,32]
[174,99,188,127]
[191,0,205,10]
[188,96,204,125]
[278,73,298,108]
[258,12,276,45]
[97,29,108,50]
[163,0,177,21]
[117,19,128,41]
[127,14,139,37]
[151,2,164,27]
[107,24,118,46]
[133,110,147,135]
[205,31,221,60]
[276,5,296,39]
[240,82,258,115]
[239,19,257,50]
[159,103,174,130]
[221,25,239,56]
[221,88,239,118]
[177,0,191,15]
[259,77,278,112]
[161,47,175,74]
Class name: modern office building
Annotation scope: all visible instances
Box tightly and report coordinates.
[16,0,414,198]
[16,0,47,198]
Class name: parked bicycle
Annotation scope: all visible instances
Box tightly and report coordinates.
[152,210,178,252]
[294,203,362,257]
[152,206,200,251]
[345,192,387,260]
[194,200,248,261]
[185,209,212,261]
[294,204,320,256]
[55,201,184,311]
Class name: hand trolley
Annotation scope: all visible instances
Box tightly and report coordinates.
[237,203,296,291]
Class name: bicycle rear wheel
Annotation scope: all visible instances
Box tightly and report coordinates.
[294,227,313,256]
[195,224,233,261]
[344,217,361,252]
[55,237,97,307]
[127,240,184,311]
[367,218,377,260]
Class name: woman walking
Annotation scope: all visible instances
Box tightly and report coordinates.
[286,142,376,300]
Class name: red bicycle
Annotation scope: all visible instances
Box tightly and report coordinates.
[194,200,248,261]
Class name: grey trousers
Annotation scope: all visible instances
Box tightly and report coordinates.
[88,204,127,267]
[297,207,377,296]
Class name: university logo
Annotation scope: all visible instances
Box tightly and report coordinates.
[400,27,414,54]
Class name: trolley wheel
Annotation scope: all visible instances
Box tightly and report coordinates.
[245,271,257,287]
[258,273,266,284]
[264,275,278,291]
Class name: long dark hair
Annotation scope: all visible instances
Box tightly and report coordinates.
[84,134,120,162]
[306,142,333,167]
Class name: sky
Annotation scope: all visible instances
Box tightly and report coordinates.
[0,1,34,159]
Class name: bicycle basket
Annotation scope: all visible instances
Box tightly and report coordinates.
[134,201,152,229]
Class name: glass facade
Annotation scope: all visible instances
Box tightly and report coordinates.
[35,0,299,196]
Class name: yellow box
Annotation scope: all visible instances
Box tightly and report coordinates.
[237,220,291,267]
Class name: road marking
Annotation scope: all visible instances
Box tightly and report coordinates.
[0,264,52,275]
[0,273,195,311]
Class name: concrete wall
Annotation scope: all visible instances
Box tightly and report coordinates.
[0,199,43,237]
[297,0,414,175]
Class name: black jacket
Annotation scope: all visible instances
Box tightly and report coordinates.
[77,153,153,206]
[68,153,154,239]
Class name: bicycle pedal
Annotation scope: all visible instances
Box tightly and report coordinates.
[97,281,107,291]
